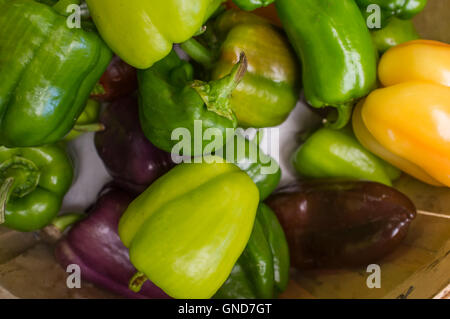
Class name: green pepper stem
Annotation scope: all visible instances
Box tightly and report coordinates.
[129,271,149,293]
[40,213,86,243]
[191,52,248,121]
[51,213,85,233]
[180,38,216,69]
[0,177,14,225]
[323,103,354,130]
[0,156,40,198]
[73,123,105,133]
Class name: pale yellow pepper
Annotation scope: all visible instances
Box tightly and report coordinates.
[353,40,450,187]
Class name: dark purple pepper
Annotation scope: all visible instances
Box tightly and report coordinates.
[90,56,138,102]
[94,97,175,193]
[55,188,170,299]
[266,180,416,269]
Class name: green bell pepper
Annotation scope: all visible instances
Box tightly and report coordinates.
[0,0,112,147]
[214,203,289,299]
[231,0,274,11]
[276,0,377,129]
[292,127,401,186]
[220,132,281,200]
[0,144,73,232]
[64,99,103,141]
[119,158,259,299]
[86,0,225,69]
[355,0,427,21]
[371,17,419,53]
[139,49,247,156]
[182,10,301,128]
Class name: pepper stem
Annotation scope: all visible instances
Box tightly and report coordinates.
[191,52,248,121]
[323,103,354,130]
[73,123,105,133]
[0,177,14,225]
[0,156,40,198]
[180,38,215,69]
[41,213,86,243]
[129,271,149,293]
[51,213,86,233]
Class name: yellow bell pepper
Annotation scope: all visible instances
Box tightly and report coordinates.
[378,40,450,87]
[353,40,450,187]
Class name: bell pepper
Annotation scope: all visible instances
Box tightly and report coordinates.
[214,203,289,299]
[226,1,281,26]
[86,0,225,69]
[90,56,138,102]
[219,132,281,200]
[64,99,102,142]
[182,10,301,128]
[231,0,274,11]
[266,180,416,268]
[139,49,247,156]
[353,40,450,187]
[55,188,170,299]
[118,159,259,299]
[0,0,112,147]
[0,144,73,232]
[95,97,175,194]
[355,0,427,23]
[275,0,377,129]
[371,17,419,53]
[292,127,401,186]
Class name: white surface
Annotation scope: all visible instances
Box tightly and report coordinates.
[61,133,111,213]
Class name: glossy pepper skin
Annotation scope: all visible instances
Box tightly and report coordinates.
[275,0,377,129]
[95,97,175,194]
[90,56,138,102]
[119,159,259,299]
[292,127,401,186]
[231,0,274,11]
[86,0,224,69]
[184,10,300,128]
[0,0,112,147]
[220,133,281,200]
[266,180,416,268]
[214,203,289,299]
[55,188,169,299]
[355,0,427,21]
[371,17,419,53]
[353,40,450,187]
[0,144,73,232]
[139,50,247,156]
[211,10,300,128]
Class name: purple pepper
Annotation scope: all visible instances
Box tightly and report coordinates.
[55,188,170,299]
[95,96,175,193]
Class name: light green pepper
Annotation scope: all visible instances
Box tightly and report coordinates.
[119,158,259,299]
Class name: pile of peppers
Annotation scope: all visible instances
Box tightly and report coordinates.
[0,0,448,300]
